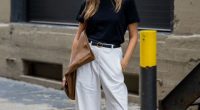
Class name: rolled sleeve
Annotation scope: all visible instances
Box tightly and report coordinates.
[125,0,140,25]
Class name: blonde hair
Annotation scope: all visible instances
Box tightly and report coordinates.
[82,0,123,21]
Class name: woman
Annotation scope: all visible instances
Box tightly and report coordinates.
[63,0,140,109]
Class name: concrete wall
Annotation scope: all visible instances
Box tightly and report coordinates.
[1,23,200,103]
[0,0,10,23]
[174,0,200,34]
[157,35,200,99]
[0,23,76,89]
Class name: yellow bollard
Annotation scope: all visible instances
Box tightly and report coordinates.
[140,30,157,68]
[140,30,157,110]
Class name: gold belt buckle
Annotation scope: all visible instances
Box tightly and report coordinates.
[97,42,103,47]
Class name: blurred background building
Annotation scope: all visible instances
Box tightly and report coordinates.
[0,0,200,109]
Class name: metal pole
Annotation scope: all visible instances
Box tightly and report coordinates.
[140,30,157,110]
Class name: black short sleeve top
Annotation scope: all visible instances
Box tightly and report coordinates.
[76,0,140,45]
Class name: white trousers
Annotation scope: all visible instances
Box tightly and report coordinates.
[75,42,128,110]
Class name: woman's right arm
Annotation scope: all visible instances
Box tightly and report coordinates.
[62,22,86,88]
[72,22,87,48]
[76,22,87,38]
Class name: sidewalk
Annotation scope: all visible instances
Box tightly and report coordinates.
[0,77,140,110]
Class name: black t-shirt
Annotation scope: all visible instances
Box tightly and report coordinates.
[76,0,140,45]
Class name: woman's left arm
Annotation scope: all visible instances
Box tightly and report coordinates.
[121,23,139,72]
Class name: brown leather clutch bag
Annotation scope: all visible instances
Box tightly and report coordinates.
[64,30,95,100]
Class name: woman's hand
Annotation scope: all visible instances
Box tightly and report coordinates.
[62,76,67,89]
[120,58,128,72]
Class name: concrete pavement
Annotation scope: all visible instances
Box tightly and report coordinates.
[0,77,140,110]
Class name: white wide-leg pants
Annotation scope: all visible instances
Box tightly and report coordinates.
[75,41,128,110]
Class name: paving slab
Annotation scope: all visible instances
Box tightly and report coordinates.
[0,77,140,110]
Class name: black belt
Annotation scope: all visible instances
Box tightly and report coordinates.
[88,39,120,48]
